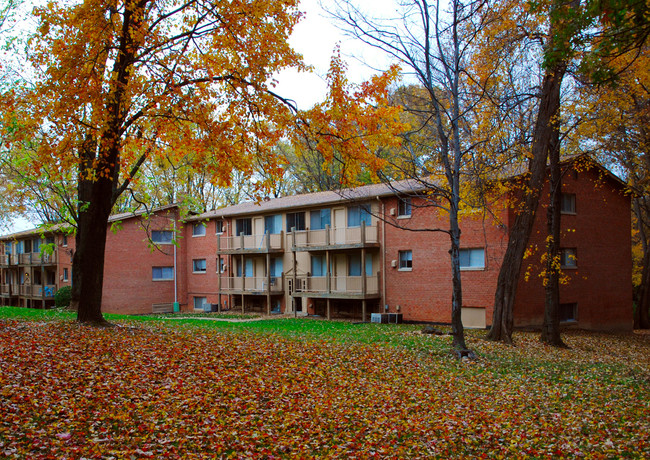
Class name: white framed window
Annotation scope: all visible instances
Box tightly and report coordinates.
[459,248,485,270]
[192,223,206,237]
[193,296,208,310]
[398,197,412,217]
[192,259,207,273]
[561,193,576,214]
[216,257,226,273]
[398,250,412,270]
[152,266,174,281]
[152,230,173,244]
[560,248,577,268]
[215,220,224,234]
[62,235,68,247]
[63,268,69,282]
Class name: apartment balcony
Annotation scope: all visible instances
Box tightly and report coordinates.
[218,276,285,295]
[18,284,57,298]
[217,233,285,254]
[16,252,58,266]
[0,284,14,297]
[0,254,20,266]
[293,275,380,299]
[290,224,379,251]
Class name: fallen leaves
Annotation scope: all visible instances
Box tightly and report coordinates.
[0,318,649,458]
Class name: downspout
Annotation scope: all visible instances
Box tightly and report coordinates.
[174,218,178,306]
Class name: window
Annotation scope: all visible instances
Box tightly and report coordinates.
[264,214,282,234]
[561,248,577,268]
[62,235,68,247]
[459,248,485,270]
[269,257,283,277]
[194,296,208,311]
[398,197,412,217]
[560,302,577,322]
[311,255,327,277]
[23,240,32,253]
[348,205,371,227]
[152,230,173,244]
[63,268,69,282]
[310,209,331,230]
[398,250,412,270]
[152,266,174,280]
[192,223,206,237]
[4,242,11,254]
[192,259,207,273]
[286,212,306,231]
[236,258,254,277]
[33,239,41,253]
[216,257,225,273]
[348,254,373,276]
[215,220,224,234]
[561,193,576,214]
[236,218,252,236]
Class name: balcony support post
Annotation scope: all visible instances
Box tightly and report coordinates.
[241,253,245,314]
[292,227,297,317]
[361,221,367,322]
[266,232,271,315]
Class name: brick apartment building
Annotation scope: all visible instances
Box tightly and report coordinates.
[0,160,633,330]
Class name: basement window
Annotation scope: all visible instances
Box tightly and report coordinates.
[560,302,577,322]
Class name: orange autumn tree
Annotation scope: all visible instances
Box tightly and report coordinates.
[1,0,305,324]
[294,50,405,188]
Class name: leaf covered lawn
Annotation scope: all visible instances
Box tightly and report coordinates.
[1,318,649,459]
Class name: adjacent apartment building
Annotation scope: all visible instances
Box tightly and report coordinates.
[0,159,633,330]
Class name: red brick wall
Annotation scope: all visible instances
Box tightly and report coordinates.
[183,219,222,312]
[513,166,633,330]
[101,210,180,315]
[382,196,509,323]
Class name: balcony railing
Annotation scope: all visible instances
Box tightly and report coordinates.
[219,276,284,294]
[0,254,20,266]
[217,233,284,252]
[17,284,57,298]
[290,224,379,249]
[0,284,10,296]
[16,252,58,265]
[296,275,379,295]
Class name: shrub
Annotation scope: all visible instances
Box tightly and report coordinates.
[54,286,72,309]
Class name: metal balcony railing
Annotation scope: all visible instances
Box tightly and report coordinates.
[219,276,284,294]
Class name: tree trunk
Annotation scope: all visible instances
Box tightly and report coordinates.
[540,127,566,347]
[75,175,114,325]
[449,216,468,353]
[487,64,565,343]
[487,2,570,343]
[636,242,650,329]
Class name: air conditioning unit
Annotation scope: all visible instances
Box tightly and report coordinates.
[371,313,388,323]
[389,208,396,216]
[391,260,397,268]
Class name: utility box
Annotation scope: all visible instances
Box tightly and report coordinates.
[371,313,388,323]
[387,313,403,324]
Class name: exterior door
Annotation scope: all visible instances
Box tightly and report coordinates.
[333,208,346,244]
